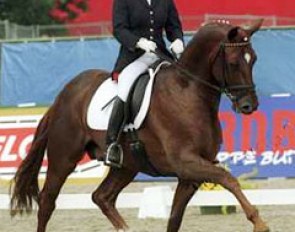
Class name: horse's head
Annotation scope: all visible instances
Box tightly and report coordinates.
[208,19,263,114]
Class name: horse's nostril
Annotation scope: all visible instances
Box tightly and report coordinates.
[241,103,253,113]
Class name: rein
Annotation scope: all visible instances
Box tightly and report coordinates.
[154,40,254,97]
[154,49,221,92]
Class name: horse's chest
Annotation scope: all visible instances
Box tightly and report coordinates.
[194,121,222,156]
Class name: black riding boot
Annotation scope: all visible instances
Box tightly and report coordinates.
[105,97,125,168]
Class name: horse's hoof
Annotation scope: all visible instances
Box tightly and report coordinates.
[254,226,270,232]
[254,221,270,232]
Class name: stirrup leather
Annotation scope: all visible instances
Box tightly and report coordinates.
[105,142,123,168]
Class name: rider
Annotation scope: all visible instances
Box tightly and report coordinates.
[105,0,184,168]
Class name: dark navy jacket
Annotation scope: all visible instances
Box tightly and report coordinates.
[112,0,183,72]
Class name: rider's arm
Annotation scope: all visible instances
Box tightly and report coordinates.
[165,0,184,43]
[112,0,140,52]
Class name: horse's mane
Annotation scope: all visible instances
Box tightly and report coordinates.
[200,21,233,30]
[198,21,235,37]
[186,21,235,48]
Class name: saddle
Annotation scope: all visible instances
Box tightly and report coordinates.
[126,59,168,124]
[121,60,170,176]
[87,59,170,175]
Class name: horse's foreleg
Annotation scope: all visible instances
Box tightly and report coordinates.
[176,156,270,232]
[92,167,137,231]
[167,180,200,232]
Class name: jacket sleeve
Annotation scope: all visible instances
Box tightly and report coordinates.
[112,0,140,51]
[165,0,184,43]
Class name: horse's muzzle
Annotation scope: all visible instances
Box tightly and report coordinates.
[233,95,259,114]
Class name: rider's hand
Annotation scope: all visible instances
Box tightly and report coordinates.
[169,39,184,58]
[136,38,157,53]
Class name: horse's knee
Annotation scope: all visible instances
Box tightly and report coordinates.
[220,173,241,192]
[92,191,104,207]
[92,191,112,212]
[39,188,59,204]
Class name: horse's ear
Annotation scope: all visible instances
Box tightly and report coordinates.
[227,27,239,41]
[241,18,264,36]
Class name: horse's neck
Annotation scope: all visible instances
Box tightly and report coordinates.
[161,68,221,119]
[180,35,214,69]
[177,43,221,115]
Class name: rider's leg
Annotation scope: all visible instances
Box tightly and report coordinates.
[117,52,158,101]
[105,53,158,168]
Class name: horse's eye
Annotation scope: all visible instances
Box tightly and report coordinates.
[229,63,240,69]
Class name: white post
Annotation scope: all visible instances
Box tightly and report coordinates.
[138,186,173,219]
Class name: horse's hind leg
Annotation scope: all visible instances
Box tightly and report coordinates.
[92,167,137,231]
[167,180,200,232]
[176,156,269,232]
[37,132,85,232]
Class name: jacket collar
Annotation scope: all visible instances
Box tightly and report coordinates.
[140,0,157,9]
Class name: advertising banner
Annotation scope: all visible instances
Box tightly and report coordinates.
[0,121,106,179]
[2,29,295,106]
[218,96,295,178]
[1,96,295,179]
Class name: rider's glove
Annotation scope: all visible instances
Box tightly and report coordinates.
[136,38,157,53]
[169,39,184,58]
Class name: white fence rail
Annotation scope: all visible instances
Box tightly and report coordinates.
[1,188,295,210]
[0,115,42,128]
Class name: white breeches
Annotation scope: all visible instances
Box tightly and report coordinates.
[117,52,158,102]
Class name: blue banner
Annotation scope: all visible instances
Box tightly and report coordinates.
[218,95,295,178]
[1,29,295,106]
[0,39,119,106]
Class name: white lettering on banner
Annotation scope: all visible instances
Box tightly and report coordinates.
[243,151,257,165]
[260,151,275,166]
[0,135,17,162]
[232,151,244,164]
[19,135,34,160]
[0,135,34,162]
[0,136,6,156]
[260,150,294,166]
[218,150,295,166]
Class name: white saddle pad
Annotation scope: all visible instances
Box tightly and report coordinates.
[87,64,167,131]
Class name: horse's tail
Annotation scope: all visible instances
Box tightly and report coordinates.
[10,110,50,216]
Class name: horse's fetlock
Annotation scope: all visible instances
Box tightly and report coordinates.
[247,207,259,222]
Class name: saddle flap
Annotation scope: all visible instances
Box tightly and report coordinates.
[87,61,170,131]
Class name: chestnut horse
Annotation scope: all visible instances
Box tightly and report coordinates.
[10,19,270,232]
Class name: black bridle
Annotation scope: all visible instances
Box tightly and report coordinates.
[218,41,255,102]
[154,40,255,101]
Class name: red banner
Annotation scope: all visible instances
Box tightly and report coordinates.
[73,0,295,23]
[0,128,34,168]
[0,126,91,174]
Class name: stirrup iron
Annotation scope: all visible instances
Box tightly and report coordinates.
[105,142,124,168]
